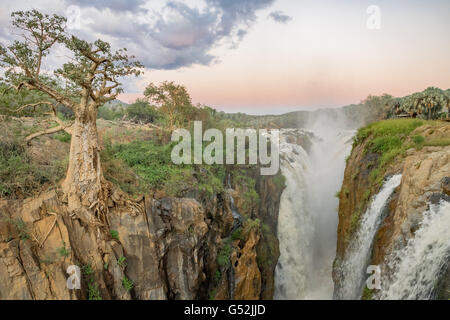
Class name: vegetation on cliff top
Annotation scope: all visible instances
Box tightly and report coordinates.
[347,118,449,234]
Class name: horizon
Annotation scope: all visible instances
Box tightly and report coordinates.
[1,0,449,113]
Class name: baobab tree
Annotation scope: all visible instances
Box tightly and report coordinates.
[0,10,142,223]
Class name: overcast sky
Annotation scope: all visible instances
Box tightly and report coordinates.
[0,0,449,114]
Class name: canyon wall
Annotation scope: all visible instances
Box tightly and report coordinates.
[334,122,450,299]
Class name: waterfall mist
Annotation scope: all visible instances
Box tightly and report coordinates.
[274,112,354,299]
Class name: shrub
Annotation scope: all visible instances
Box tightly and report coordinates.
[57,242,70,257]
[217,243,233,267]
[97,106,125,120]
[126,101,162,124]
[424,138,450,147]
[118,256,127,269]
[53,132,71,143]
[412,135,425,144]
[231,227,244,241]
[110,230,119,241]
[0,140,66,199]
[82,264,102,300]
[122,275,134,292]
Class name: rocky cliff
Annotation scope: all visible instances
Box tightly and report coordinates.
[0,117,296,300]
[0,173,285,300]
[333,120,450,299]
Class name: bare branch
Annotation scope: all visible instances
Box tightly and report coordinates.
[25,122,72,143]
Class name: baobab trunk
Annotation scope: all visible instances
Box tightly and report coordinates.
[63,106,103,213]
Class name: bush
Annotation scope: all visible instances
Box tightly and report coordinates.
[122,275,134,292]
[53,132,71,143]
[424,138,450,147]
[217,243,233,267]
[82,264,102,300]
[110,230,119,241]
[0,140,66,199]
[97,106,125,120]
[412,135,425,144]
[126,101,162,124]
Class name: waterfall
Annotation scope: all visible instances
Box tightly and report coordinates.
[274,136,313,299]
[334,174,402,300]
[274,128,353,299]
[378,200,450,300]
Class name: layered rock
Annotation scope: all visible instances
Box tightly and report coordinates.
[334,122,450,299]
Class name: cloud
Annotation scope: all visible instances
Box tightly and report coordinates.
[72,0,276,69]
[0,0,276,71]
[268,10,292,24]
[67,0,146,12]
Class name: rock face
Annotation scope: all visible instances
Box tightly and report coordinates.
[233,229,261,300]
[0,190,222,300]
[334,122,450,299]
[0,173,285,300]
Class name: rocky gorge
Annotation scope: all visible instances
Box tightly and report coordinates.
[333,121,450,299]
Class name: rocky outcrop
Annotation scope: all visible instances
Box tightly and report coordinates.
[233,229,261,300]
[334,122,450,299]
[0,170,285,300]
[0,189,229,300]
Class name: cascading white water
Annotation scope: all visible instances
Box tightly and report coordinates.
[274,127,353,299]
[378,200,450,300]
[334,174,402,300]
[274,134,314,299]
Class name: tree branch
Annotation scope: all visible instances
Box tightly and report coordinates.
[25,123,71,143]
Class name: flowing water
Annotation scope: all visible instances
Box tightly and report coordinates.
[333,174,402,300]
[274,126,353,299]
[273,113,447,300]
[378,200,450,300]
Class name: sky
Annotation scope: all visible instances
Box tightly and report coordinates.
[0,0,449,114]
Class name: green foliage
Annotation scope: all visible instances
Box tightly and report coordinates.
[0,129,67,199]
[217,243,233,267]
[52,131,71,143]
[110,140,178,188]
[363,190,371,202]
[412,135,425,144]
[350,211,361,234]
[354,119,429,189]
[126,100,163,124]
[0,84,55,117]
[355,119,424,147]
[13,218,30,240]
[122,275,134,292]
[424,138,450,147]
[244,218,261,233]
[261,223,271,235]
[394,87,449,120]
[82,264,102,300]
[208,288,217,300]
[273,173,286,190]
[231,227,244,241]
[57,242,69,257]
[106,139,226,197]
[362,286,373,300]
[110,230,119,241]
[97,105,125,121]
[213,270,221,285]
[233,173,259,217]
[117,256,127,269]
